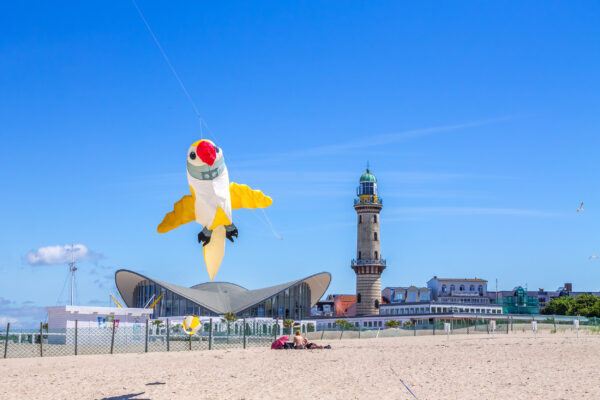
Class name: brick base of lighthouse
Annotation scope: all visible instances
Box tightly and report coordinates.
[353,265,385,316]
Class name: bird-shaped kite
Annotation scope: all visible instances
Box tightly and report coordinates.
[157,139,272,280]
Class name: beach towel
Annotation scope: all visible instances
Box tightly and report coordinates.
[271,336,289,349]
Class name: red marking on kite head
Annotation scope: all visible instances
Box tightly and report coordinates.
[196,141,216,166]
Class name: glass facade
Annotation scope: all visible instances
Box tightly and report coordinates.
[237,282,312,320]
[357,181,376,196]
[132,280,312,320]
[133,280,218,319]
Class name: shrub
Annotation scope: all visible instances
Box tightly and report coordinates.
[335,319,354,329]
[385,320,401,329]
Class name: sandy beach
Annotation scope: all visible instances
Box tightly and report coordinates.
[1,332,598,400]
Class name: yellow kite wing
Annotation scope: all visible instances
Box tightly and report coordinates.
[157,189,196,233]
[229,182,273,210]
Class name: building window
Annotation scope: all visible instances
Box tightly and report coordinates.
[470,285,475,291]
[373,215,377,223]
[478,285,483,294]
[450,284,455,292]
[373,232,378,241]
[374,251,378,260]
[420,292,429,301]
[357,293,361,303]
[409,292,416,302]
[459,285,464,291]
[441,285,447,293]
[359,215,362,224]
[375,299,380,309]
[358,251,361,259]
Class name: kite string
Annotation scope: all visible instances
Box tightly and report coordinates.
[247,208,283,240]
[260,208,283,240]
[56,268,71,305]
[131,0,204,137]
[390,367,419,400]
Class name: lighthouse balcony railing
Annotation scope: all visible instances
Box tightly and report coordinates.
[351,258,386,266]
[354,197,383,206]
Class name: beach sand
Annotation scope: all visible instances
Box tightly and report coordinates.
[1,332,598,400]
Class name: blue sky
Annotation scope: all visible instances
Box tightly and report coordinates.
[1,1,599,327]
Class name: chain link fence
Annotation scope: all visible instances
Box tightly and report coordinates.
[310,315,599,341]
[1,315,598,359]
[0,319,288,359]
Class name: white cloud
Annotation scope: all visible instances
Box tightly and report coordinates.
[0,317,18,326]
[231,116,514,166]
[24,244,101,266]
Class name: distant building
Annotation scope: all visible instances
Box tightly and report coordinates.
[45,306,153,344]
[382,286,431,304]
[321,294,357,317]
[310,299,335,317]
[488,282,600,314]
[427,276,491,304]
[492,287,539,314]
[380,277,502,316]
[115,269,331,320]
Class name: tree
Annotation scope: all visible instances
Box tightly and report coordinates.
[221,312,237,343]
[151,319,164,334]
[385,320,401,329]
[335,319,353,330]
[403,321,412,328]
[541,294,600,317]
[282,319,294,334]
[571,294,600,317]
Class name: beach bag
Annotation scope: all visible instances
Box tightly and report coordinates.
[271,336,289,349]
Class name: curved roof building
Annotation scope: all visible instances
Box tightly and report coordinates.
[115,269,331,320]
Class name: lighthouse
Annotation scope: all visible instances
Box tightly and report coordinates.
[351,167,385,316]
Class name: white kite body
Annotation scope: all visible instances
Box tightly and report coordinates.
[187,166,233,228]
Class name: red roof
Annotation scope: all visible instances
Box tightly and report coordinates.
[334,295,356,317]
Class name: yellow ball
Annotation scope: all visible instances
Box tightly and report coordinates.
[182,315,201,335]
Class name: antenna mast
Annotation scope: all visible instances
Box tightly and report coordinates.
[69,243,77,306]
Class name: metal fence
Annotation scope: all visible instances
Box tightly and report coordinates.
[1,315,598,359]
[0,319,293,359]
[311,315,599,340]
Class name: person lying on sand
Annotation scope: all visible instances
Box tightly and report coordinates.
[303,337,324,349]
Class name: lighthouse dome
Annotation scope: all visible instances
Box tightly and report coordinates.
[359,169,377,183]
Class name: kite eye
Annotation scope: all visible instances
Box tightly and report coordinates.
[215,146,220,153]
[190,152,196,160]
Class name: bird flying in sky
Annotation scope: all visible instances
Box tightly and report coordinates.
[577,202,584,212]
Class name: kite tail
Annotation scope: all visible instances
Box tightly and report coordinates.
[203,225,226,280]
